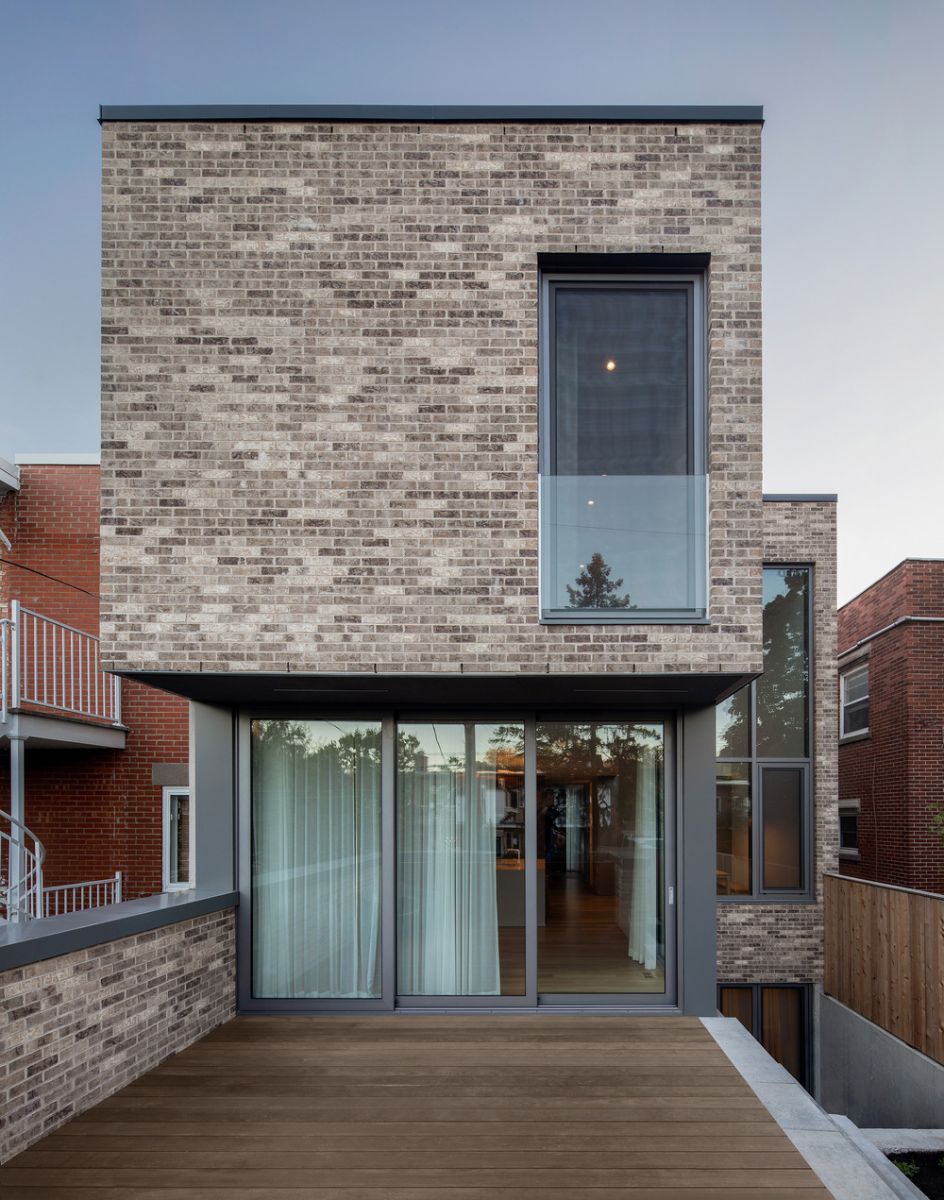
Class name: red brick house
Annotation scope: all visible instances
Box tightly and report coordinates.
[0,456,189,908]
[838,558,944,893]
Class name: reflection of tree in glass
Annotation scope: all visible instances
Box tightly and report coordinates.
[717,687,749,758]
[566,552,634,609]
[756,568,808,757]
[253,719,381,771]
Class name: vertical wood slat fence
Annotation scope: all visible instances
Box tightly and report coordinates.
[824,872,944,1066]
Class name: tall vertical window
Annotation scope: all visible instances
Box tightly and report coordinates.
[163,787,193,891]
[716,566,812,899]
[840,662,869,737]
[540,276,706,621]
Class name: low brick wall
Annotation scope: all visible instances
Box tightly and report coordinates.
[0,906,235,1162]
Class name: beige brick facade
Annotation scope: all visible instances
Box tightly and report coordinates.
[716,499,839,983]
[100,119,763,677]
[0,908,235,1162]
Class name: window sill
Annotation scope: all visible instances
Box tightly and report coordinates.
[717,894,816,906]
[838,848,861,861]
[540,614,711,625]
[839,730,870,745]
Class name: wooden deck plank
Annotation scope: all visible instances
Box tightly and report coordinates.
[0,1016,831,1195]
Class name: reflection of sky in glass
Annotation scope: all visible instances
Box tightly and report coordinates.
[542,475,706,612]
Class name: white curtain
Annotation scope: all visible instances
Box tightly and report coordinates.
[628,744,659,970]
[397,725,500,996]
[251,721,382,999]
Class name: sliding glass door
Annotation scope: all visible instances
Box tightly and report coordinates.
[243,713,673,1009]
[397,722,527,1000]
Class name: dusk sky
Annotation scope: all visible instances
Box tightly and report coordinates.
[1,0,941,603]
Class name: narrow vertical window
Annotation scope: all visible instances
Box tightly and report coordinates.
[540,276,706,621]
[163,787,193,890]
[840,663,869,736]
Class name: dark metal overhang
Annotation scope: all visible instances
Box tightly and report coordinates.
[124,671,753,711]
[99,104,764,125]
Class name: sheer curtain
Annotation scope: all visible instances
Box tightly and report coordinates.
[397,724,500,996]
[251,720,382,999]
[628,744,659,970]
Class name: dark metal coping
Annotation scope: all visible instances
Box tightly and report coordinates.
[763,494,838,503]
[99,104,763,125]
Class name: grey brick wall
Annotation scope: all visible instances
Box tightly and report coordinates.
[716,499,838,983]
[100,119,764,677]
[0,908,235,1163]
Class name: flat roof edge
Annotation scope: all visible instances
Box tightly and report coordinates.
[99,104,764,124]
[763,493,838,503]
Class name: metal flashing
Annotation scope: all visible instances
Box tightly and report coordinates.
[762,493,838,503]
[99,104,764,125]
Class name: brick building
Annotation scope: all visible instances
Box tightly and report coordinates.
[92,105,837,1079]
[0,457,189,902]
[838,558,944,893]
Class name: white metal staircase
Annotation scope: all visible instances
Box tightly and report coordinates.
[0,809,122,923]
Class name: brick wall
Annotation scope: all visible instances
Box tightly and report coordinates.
[716,499,838,983]
[0,907,235,1163]
[1,463,189,897]
[838,560,944,892]
[100,118,764,678]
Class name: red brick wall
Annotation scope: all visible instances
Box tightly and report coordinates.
[1,464,189,899]
[839,560,944,893]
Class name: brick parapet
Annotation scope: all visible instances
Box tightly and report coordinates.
[0,908,235,1163]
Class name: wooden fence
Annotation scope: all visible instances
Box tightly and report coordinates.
[824,872,944,1065]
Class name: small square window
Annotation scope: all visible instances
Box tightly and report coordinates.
[840,663,869,737]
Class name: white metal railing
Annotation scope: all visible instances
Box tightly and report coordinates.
[1,600,121,726]
[42,871,123,917]
[0,807,45,921]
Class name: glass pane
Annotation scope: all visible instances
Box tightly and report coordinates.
[553,286,691,476]
[762,987,805,1083]
[170,794,190,884]
[842,699,869,734]
[540,475,707,616]
[839,811,858,850]
[716,687,750,758]
[716,763,752,896]
[537,721,665,995]
[762,768,803,891]
[720,986,755,1035]
[397,722,525,997]
[757,567,809,757]
[251,720,382,999]
[843,665,868,704]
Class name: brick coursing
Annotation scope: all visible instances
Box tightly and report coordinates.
[716,500,838,983]
[0,908,235,1163]
[838,559,944,893]
[0,464,189,897]
[100,119,764,678]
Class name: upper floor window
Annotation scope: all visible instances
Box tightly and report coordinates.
[840,662,869,738]
[539,275,706,622]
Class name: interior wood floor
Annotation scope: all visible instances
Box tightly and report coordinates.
[0,1015,831,1198]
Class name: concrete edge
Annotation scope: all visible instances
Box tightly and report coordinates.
[830,1117,929,1199]
[701,1017,903,1200]
[864,1130,944,1154]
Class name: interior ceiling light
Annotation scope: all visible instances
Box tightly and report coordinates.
[605,358,616,371]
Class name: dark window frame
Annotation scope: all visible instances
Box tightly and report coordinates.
[838,798,861,859]
[716,563,815,903]
[538,271,708,625]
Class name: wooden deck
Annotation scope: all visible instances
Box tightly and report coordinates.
[0,1015,831,1198]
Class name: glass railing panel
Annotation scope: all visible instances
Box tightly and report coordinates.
[540,474,707,619]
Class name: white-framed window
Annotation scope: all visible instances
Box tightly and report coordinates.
[838,798,860,860]
[163,786,194,890]
[840,662,870,738]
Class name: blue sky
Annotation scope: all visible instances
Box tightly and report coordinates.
[1,0,942,602]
